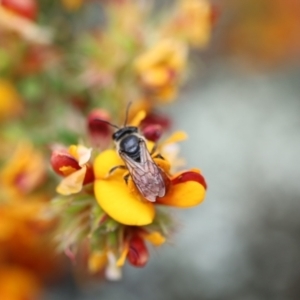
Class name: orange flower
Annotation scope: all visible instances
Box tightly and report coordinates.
[0,267,40,300]
[0,141,45,197]
[93,131,206,225]
[134,39,187,102]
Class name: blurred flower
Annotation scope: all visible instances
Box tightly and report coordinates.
[222,0,300,68]
[161,0,212,48]
[0,267,40,300]
[134,39,187,102]
[1,0,38,20]
[0,141,45,197]
[51,144,95,195]
[0,79,22,121]
[0,5,52,44]
[0,140,61,299]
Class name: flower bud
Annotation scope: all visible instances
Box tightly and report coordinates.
[87,109,112,148]
[141,112,171,131]
[142,124,163,142]
[127,236,149,268]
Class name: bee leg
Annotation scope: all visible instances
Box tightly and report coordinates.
[123,173,130,185]
[153,153,165,160]
[150,144,158,155]
[108,165,127,176]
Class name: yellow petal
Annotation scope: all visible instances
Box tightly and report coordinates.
[142,231,166,246]
[59,166,78,176]
[158,181,206,207]
[116,244,129,267]
[157,85,177,102]
[94,150,124,179]
[0,79,22,120]
[163,131,188,145]
[88,251,107,273]
[153,157,171,173]
[141,66,170,87]
[68,145,79,160]
[130,110,146,127]
[94,178,155,225]
[56,167,86,195]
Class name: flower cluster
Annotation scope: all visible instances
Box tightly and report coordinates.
[51,110,207,280]
[0,0,213,295]
[0,140,60,299]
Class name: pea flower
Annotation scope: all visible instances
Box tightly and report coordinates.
[134,39,187,102]
[93,131,206,225]
[51,144,94,195]
[52,109,207,280]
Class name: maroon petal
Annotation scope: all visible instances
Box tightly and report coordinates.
[50,151,80,177]
[127,236,149,268]
[172,171,207,189]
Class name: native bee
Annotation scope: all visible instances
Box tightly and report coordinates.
[99,104,166,202]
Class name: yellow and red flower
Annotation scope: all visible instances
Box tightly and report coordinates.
[134,39,187,103]
[93,128,206,226]
[51,144,95,195]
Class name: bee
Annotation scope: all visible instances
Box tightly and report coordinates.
[98,104,166,202]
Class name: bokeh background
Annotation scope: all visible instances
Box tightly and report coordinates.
[1,0,300,299]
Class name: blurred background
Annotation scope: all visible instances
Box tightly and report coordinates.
[1,0,300,299]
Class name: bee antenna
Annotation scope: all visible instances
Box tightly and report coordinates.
[123,101,132,127]
[95,119,120,129]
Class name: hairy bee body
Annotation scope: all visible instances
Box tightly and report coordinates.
[112,126,166,202]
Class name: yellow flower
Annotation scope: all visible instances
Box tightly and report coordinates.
[134,39,187,103]
[93,131,206,226]
[0,79,22,121]
[0,141,46,197]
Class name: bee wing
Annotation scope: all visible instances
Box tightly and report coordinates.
[120,140,166,202]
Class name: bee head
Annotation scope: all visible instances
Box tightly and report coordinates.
[112,126,138,142]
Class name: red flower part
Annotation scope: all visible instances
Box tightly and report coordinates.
[2,0,38,20]
[50,151,95,185]
[142,124,163,142]
[87,109,112,145]
[141,112,171,131]
[83,165,95,185]
[172,171,207,190]
[127,236,149,268]
[50,151,80,176]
